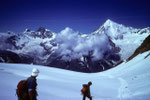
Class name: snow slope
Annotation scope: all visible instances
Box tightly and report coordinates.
[0,51,150,100]
[113,32,149,60]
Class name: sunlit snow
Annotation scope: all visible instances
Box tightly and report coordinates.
[0,51,150,100]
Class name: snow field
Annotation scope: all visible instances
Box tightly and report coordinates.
[0,51,150,100]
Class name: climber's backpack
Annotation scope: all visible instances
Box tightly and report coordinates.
[16,80,28,97]
[81,84,87,95]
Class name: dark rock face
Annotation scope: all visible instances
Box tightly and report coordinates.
[35,27,53,38]
[47,54,120,73]
[47,41,121,73]
[37,27,46,34]
[0,50,21,63]
[24,27,53,39]
[0,48,120,73]
[0,50,34,64]
[6,35,20,49]
[19,54,34,64]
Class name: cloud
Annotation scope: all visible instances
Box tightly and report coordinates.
[0,33,14,50]
[55,27,110,61]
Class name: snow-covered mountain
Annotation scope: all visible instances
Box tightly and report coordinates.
[0,50,150,100]
[0,27,57,64]
[0,20,150,72]
[92,19,150,60]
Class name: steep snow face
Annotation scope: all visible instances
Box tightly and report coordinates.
[93,19,150,60]
[92,19,133,40]
[0,51,150,100]
[113,33,149,60]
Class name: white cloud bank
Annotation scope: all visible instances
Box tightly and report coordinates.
[55,27,110,61]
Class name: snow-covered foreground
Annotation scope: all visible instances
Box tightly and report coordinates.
[0,51,150,100]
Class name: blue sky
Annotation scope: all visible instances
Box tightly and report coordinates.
[0,0,150,33]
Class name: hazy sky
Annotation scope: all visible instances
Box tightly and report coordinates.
[0,0,150,33]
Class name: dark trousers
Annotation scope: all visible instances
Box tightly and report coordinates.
[83,95,92,100]
[18,93,29,100]
[18,92,37,100]
[29,90,37,100]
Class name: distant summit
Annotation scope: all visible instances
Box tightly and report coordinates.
[24,27,55,39]
[92,19,134,40]
[104,19,117,27]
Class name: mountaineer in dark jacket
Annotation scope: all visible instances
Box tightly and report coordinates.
[82,81,92,100]
[17,68,39,100]
[27,68,39,100]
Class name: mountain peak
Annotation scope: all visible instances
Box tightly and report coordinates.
[105,19,114,23]
[92,19,133,39]
[23,27,54,39]
[24,28,31,33]
[103,19,118,27]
